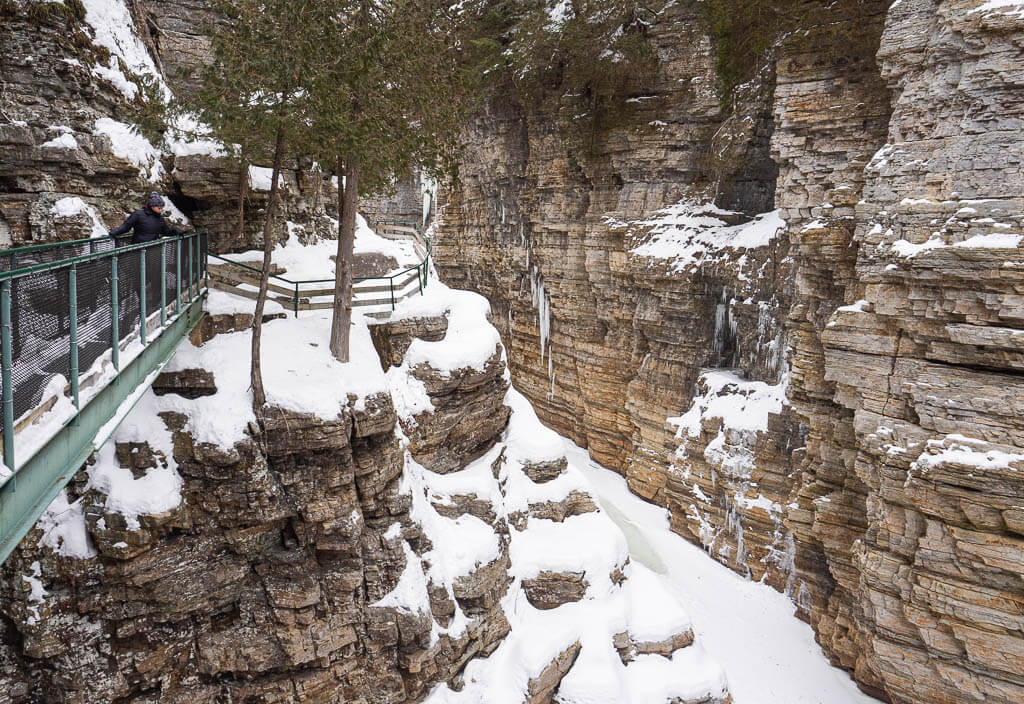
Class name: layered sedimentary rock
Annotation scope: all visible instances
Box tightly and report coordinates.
[0,0,409,256]
[809,2,1024,701]
[0,313,511,703]
[434,1,1024,703]
[434,0,781,505]
[768,2,895,695]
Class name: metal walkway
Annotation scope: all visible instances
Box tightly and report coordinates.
[0,232,208,565]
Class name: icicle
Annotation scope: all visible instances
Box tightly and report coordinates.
[529,265,551,365]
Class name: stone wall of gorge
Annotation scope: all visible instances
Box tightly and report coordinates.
[433,1,1024,703]
[433,0,783,501]
[0,0,417,256]
[815,2,1024,701]
[0,311,514,704]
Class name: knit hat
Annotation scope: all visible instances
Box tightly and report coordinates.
[147,192,165,208]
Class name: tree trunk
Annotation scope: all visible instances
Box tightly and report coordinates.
[329,156,360,362]
[251,127,285,410]
[234,149,248,246]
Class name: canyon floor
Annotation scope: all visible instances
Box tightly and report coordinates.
[567,442,878,704]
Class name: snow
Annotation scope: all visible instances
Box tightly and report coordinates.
[623,649,731,703]
[419,445,505,509]
[566,442,882,704]
[970,0,1024,18]
[837,299,869,313]
[891,232,1022,257]
[204,287,284,316]
[81,0,170,101]
[503,387,565,464]
[22,561,47,626]
[37,490,97,559]
[913,434,1024,472]
[890,236,944,257]
[223,215,418,280]
[670,370,786,439]
[372,541,432,614]
[628,203,785,273]
[160,199,191,226]
[623,562,692,642]
[545,0,572,30]
[93,118,164,182]
[162,310,388,448]
[166,113,227,158]
[407,457,502,585]
[953,233,1022,249]
[86,392,183,531]
[397,283,502,375]
[92,60,142,101]
[51,197,109,238]
[510,513,628,597]
[387,364,433,422]
[41,133,79,150]
[248,165,281,192]
[668,369,788,483]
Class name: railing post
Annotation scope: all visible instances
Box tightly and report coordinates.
[160,242,167,327]
[390,278,395,311]
[418,263,423,296]
[69,264,79,410]
[175,238,182,315]
[111,255,119,371]
[188,235,194,303]
[294,283,299,318]
[139,248,147,346]
[195,234,202,295]
[1,280,14,477]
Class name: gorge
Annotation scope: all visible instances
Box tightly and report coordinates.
[1,1,1023,703]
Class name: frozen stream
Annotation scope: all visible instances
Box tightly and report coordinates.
[562,442,880,704]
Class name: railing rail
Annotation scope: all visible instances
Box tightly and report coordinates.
[0,231,208,565]
[0,231,207,478]
[207,220,431,317]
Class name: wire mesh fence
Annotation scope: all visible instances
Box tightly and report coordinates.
[0,237,116,274]
[9,266,72,420]
[76,256,114,388]
[0,233,206,467]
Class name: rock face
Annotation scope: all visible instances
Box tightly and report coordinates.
[433,1,1024,703]
[0,0,417,256]
[434,0,781,499]
[0,312,512,703]
[806,2,1024,701]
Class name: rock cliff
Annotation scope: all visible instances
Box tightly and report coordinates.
[0,310,504,703]
[0,289,731,703]
[0,0,416,256]
[432,1,1024,703]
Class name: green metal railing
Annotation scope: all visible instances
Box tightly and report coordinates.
[0,232,207,565]
[207,220,431,316]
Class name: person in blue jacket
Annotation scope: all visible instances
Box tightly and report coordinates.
[109,192,184,244]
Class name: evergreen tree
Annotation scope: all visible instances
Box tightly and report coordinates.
[303,0,471,362]
[190,0,318,409]
[468,0,664,147]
